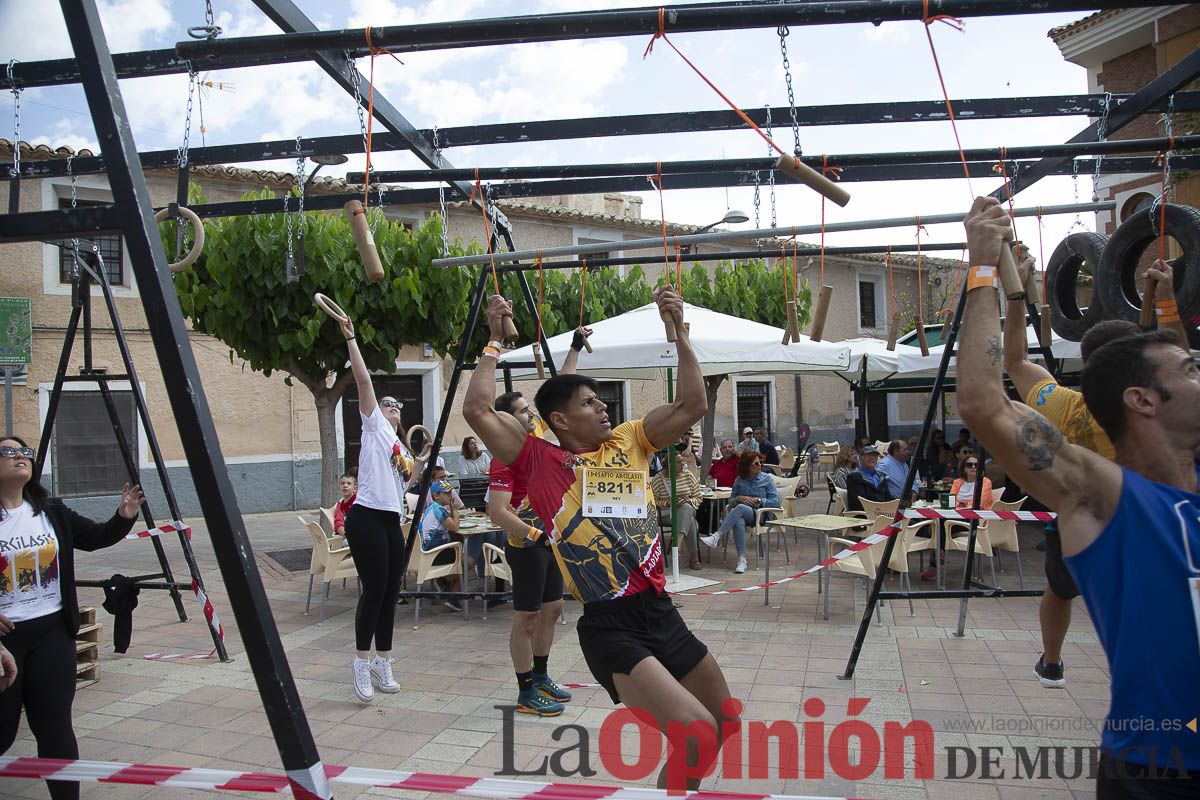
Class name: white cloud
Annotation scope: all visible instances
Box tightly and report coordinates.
[27,118,97,154]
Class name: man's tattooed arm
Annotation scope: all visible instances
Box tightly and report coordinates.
[986,335,1003,367]
[1015,407,1064,470]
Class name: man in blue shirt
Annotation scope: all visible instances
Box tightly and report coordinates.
[845,445,893,512]
[877,438,916,500]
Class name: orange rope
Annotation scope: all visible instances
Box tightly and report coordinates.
[819,154,828,284]
[886,246,895,314]
[780,248,791,304]
[792,237,799,296]
[1036,208,1046,300]
[652,164,673,287]
[468,169,501,295]
[644,7,788,159]
[360,27,405,209]
[535,252,544,342]
[674,240,683,293]
[921,1,973,199]
[915,219,926,320]
[942,247,968,318]
[579,261,588,329]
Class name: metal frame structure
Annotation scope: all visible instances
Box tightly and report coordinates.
[1,0,1196,795]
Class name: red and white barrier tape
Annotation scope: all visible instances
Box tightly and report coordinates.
[903,508,1056,522]
[142,577,225,661]
[123,521,190,541]
[671,522,903,597]
[0,756,864,800]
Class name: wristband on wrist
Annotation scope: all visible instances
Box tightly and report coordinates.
[481,346,502,360]
[1155,298,1180,324]
[967,265,999,292]
[526,526,543,542]
[345,336,356,342]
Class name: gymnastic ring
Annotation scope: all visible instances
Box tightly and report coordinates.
[154,205,205,273]
[406,425,434,462]
[1095,203,1200,349]
[1044,232,1109,342]
[313,293,350,324]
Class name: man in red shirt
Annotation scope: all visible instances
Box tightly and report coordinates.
[707,439,738,487]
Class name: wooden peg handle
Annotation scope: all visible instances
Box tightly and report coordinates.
[1039,304,1053,349]
[787,300,802,343]
[532,342,546,379]
[809,285,833,342]
[662,312,678,343]
[940,312,952,343]
[1140,275,1155,329]
[577,326,593,353]
[886,313,900,351]
[996,243,1025,301]
[344,200,385,283]
[1024,262,1042,306]
[914,319,930,357]
[775,155,851,207]
[501,315,519,343]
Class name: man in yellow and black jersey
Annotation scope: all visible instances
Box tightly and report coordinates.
[466,287,737,792]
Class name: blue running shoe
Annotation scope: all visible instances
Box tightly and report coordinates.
[532,673,572,703]
[517,686,564,716]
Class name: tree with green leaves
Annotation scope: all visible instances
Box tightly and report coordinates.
[169,188,477,508]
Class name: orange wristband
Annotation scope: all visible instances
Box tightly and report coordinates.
[1156,299,1180,324]
[967,265,999,292]
[526,526,543,542]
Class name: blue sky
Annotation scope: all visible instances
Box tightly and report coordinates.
[0,1,1103,255]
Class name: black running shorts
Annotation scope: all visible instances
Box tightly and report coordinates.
[1043,522,1080,600]
[505,540,564,612]
[577,590,709,704]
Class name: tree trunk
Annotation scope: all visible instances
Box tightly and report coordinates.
[313,389,341,513]
[699,374,725,478]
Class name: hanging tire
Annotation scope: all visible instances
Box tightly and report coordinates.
[1045,232,1109,342]
[1094,203,1200,348]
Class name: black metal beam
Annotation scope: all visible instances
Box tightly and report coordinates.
[0,205,120,243]
[994,46,1200,200]
[350,134,1200,183]
[13,93,1199,180]
[176,1,1177,62]
[7,48,314,90]
[58,0,328,794]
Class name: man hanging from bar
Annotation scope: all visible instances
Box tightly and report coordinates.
[956,196,1200,796]
[465,286,738,791]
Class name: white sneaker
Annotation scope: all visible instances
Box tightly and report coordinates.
[734,556,747,574]
[352,657,373,702]
[700,532,721,549]
[370,655,401,693]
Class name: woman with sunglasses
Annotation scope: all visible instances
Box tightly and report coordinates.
[700,451,779,574]
[339,316,420,703]
[0,436,144,800]
[950,454,994,510]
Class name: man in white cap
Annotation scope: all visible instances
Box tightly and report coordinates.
[735,427,759,454]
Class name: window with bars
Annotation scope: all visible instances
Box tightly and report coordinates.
[858,280,878,329]
[51,390,138,497]
[58,198,124,285]
[736,382,770,437]
[597,381,626,426]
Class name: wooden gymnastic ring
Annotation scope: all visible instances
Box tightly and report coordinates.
[406,424,434,461]
[313,293,349,324]
[1044,232,1108,342]
[154,205,205,273]
[1096,203,1200,348]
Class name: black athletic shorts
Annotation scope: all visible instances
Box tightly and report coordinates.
[577,590,709,704]
[1043,522,1079,600]
[505,540,563,612]
[1097,752,1200,799]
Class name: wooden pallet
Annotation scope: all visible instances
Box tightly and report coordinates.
[75,607,101,687]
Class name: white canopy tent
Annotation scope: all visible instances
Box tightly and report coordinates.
[497,301,852,380]
[895,325,1082,377]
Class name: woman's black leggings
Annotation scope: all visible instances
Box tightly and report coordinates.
[0,612,80,800]
[344,504,405,652]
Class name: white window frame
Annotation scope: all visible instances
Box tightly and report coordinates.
[855,266,887,333]
[595,379,632,426]
[41,177,137,298]
[37,380,150,495]
[573,225,624,276]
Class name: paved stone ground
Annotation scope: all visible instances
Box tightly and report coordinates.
[4,495,1109,799]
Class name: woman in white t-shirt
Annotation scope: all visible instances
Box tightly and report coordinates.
[0,436,144,800]
[339,315,417,703]
[458,437,492,478]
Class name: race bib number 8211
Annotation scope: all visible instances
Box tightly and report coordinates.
[582,468,647,518]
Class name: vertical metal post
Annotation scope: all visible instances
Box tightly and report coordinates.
[58,2,328,794]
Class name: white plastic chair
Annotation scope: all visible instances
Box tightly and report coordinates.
[301,517,358,623]
[945,497,1026,588]
[824,524,888,623]
[409,530,463,629]
[480,543,511,620]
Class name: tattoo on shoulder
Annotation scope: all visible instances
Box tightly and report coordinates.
[986,335,1003,367]
[1015,410,1064,471]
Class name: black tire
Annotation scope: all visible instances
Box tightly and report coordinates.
[796,484,810,498]
[1095,203,1200,348]
[1044,232,1109,342]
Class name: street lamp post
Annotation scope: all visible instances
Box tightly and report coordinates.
[294,153,350,276]
[683,208,748,253]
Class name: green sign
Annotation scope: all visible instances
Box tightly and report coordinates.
[0,298,32,366]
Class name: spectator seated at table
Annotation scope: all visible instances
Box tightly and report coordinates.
[700,451,779,574]
[651,434,704,571]
[333,469,356,536]
[419,480,464,610]
[830,445,857,490]
[845,445,894,511]
[735,427,759,454]
[423,465,465,511]
[877,438,919,499]
[755,428,779,466]
[942,442,973,481]
[708,438,739,487]
[458,436,492,478]
[950,455,993,509]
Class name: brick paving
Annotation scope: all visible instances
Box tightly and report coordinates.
[4,496,1107,799]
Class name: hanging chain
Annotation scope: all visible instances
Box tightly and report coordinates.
[373,184,385,236]
[433,125,449,257]
[284,137,305,282]
[177,68,196,169]
[347,52,370,189]
[1069,157,1086,232]
[752,170,761,230]
[8,60,20,181]
[1160,94,1175,203]
[65,153,80,261]
[1091,92,1111,203]
[188,0,222,39]
[778,27,801,156]
[765,106,777,228]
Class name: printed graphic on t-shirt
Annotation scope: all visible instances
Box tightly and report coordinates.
[513,420,662,602]
[0,505,63,621]
[1025,378,1116,461]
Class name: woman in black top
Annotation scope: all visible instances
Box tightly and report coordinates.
[0,436,143,800]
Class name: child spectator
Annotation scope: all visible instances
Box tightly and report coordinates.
[333,470,357,536]
[419,480,463,610]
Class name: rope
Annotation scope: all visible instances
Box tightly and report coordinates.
[467,170,502,295]
[819,154,828,284]
[915,218,926,321]
[921,1,973,199]
[360,27,405,210]
[886,246,895,316]
[643,8,789,159]
[652,164,673,288]
[535,253,544,342]
[1036,207,1046,300]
